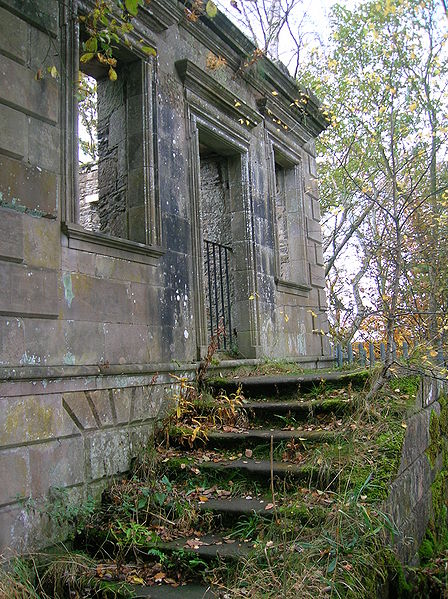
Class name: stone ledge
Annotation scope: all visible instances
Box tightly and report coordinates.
[275,277,311,297]
[0,356,336,383]
[62,223,165,266]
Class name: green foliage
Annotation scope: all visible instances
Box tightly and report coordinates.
[32,487,98,539]
[0,557,43,599]
[418,537,436,563]
[427,409,442,467]
[51,488,97,531]
[77,73,98,165]
[79,0,155,80]
[111,519,160,549]
[389,376,421,397]
[301,0,448,347]
[230,514,263,540]
[0,551,133,599]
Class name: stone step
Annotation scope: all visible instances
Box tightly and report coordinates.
[155,534,254,560]
[206,428,337,446]
[133,583,218,598]
[197,496,275,518]
[242,397,352,417]
[209,370,368,398]
[169,457,323,485]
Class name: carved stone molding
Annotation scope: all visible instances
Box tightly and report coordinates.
[175,59,262,129]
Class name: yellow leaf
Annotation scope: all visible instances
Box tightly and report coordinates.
[108,67,118,81]
[130,576,145,584]
[80,52,95,63]
[48,65,59,79]
[206,0,218,17]
[271,90,279,96]
[199,495,209,502]
[142,45,157,56]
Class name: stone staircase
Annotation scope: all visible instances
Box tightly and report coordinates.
[82,369,368,598]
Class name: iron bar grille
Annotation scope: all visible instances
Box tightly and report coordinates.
[204,239,233,350]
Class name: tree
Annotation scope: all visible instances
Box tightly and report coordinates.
[300,0,448,376]
[222,0,309,74]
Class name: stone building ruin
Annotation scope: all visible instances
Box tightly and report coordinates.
[0,0,330,552]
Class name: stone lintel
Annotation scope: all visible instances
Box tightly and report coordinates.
[175,59,262,129]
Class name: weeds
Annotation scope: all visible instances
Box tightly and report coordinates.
[216,479,400,598]
[165,382,246,448]
[0,551,131,599]
[163,327,247,448]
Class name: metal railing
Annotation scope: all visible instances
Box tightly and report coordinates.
[333,341,445,368]
[204,240,233,350]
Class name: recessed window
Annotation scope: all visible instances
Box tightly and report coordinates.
[62,14,161,256]
[275,162,290,281]
[271,147,309,291]
[76,53,150,243]
[78,73,99,232]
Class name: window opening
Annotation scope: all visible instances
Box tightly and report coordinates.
[71,27,158,247]
[77,56,132,239]
[271,147,308,289]
[78,73,99,231]
[275,162,290,281]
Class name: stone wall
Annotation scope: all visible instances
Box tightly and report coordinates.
[0,0,331,553]
[0,372,172,552]
[79,166,100,231]
[385,376,448,565]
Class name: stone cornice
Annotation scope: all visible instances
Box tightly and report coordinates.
[257,96,327,145]
[138,0,182,32]
[174,2,328,140]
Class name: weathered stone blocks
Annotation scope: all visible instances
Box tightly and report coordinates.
[28,437,85,496]
[60,273,132,323]
[306,217,323,244]
[87,390,115,427]
[62,392,98,431]
[0,154,58,217]
[0,447,30,505]
[0,262,58,318]
[0,395,78,447]
[0,0,58,35]
[23,216,60,269]
[0,54,58,124]
[0,104,27,159]
[0,7,27,63]
[0,208,23,262]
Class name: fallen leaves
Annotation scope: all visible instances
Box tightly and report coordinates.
[94,561,181,587]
